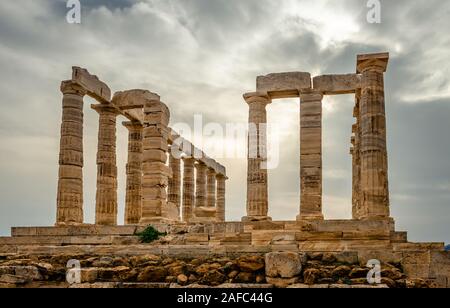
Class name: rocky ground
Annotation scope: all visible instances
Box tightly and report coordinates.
[0,251,433,288]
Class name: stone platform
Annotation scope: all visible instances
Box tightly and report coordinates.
[0,220,449,288]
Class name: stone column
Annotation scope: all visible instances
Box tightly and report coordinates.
[351,90,363,219]
[216,174,227,222]
[206,168,217,208]
[357,53,390,219]
[182,157,195,222]
[123,121,143,225]
[56,81,86,225]
[140,99,171,224]
[297,91,323,221]
[195,162,207,209]
[243,92,271,222]
[167,154,181,211]
[93,104,119,226]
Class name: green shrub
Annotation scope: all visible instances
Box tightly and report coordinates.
[136,225,167,243]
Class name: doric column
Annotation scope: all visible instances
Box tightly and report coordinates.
[206,168,217,208]
[93,104,119,226]
[195,162,207,209]
[297,91,323,221]
[168,154,181,211]
[351,90,363,219]
[140,98,171,224]
[215,174,227,222]
[242,92,271,222]
[56,81,86,225]
[123,121,143,225]
[357,53,390,219]
[182,157,195,222]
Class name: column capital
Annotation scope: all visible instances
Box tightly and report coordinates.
[60,80,86,96]
[357,52,389,73]
[216,173,228,180]
[182,157,196,165]
[243,92,271,106]
[122,121,143,130]
[91,103,120,115]
[195,161,207,168]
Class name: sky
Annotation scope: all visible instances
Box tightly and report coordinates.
[0,0,449,243]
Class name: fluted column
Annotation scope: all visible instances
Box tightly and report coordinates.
[182,157,195,222]
[168,154,181,211]
[243,92,271,222]
[56,81,86,225]
[351,90,363,219]
[357,53,390,219]
[216,174,227,222]
[297,91,324,221]
[123,121,143,225]
[140,98,171,224]
[93,104,119,226]
[195,162,207,209]
[206,168,217,208]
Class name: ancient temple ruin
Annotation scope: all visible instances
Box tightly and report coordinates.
[57,67,227,226]
[0,52,449,288]
[243,52,390,222]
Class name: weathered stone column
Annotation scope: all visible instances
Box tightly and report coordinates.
[357,53,390,219]
[182,157,195,222]
[56,81,86,225]
[351,90,363,219]
[123,121,143,225]
[215,174,227,222]
[140,98,171,224]
[195,162,207,209]
[167,154,181,211]
[297,91,323,221]
[93,104,119,226]
[206,168,217,208]
[243,92,272,222]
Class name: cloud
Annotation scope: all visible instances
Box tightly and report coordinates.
[0,0,449,244]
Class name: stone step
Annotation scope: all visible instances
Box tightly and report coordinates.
[11,226,139,237]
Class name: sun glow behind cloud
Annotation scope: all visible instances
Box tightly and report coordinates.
[282,0,360,49]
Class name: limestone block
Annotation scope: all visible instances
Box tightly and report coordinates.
[142,137,168,151]
[257,72,311,98]
[112,89,160,110]
[265,252,306,279]
[162,202,180,221]
[313,74,361,95]
[72,67,111,103]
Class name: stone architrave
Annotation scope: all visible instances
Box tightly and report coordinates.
[56,81,86,225]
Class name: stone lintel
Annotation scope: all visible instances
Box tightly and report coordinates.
[112,89,160,110]
[91,103,120,114]
[313,74,361,95]
[256,72,311,99]
[72,67,111,103]
[356,52,389,73]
